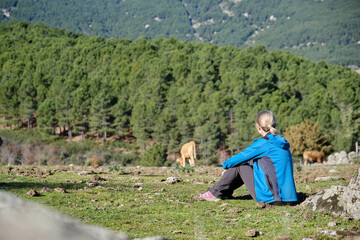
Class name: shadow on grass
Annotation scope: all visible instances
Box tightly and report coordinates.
[0,181,133,192]
[296,191,309,204]
[232,194,254,200]
[230,192,309,206]
[0,182,86,191]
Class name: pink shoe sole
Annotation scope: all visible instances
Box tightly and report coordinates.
[198,191,221,201]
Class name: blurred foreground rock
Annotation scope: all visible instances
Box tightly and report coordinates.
[0,191,167,240]
[301,168,360,219]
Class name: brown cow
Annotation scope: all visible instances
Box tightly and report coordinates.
[303,151,326,165]
[176,141,196,167]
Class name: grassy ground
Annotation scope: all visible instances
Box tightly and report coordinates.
[0,164,359,239]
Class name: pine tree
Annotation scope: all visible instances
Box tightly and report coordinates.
[72,87,90,141]
[111,98,131,139]
[194,121,220,165]
[18,77,37,129]
[131,100,159,150]
[89,90,113,142]
[37,99,57,136]
[0,80,21,129]
[167,128,181,161]
[55,80,76,140]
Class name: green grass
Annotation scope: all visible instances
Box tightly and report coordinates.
[0,164,359,239]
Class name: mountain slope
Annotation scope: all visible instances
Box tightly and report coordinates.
[0,0,359,66]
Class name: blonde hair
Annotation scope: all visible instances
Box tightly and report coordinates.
[256,110,278,135]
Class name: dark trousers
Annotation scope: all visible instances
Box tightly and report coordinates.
[209,163,257,201]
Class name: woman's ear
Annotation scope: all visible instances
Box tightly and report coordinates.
[256,123,262,132]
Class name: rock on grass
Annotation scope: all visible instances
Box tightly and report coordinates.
[27,189,40,197]
[245,229,262,237]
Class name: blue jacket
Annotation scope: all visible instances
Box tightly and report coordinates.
[223,133,298,203]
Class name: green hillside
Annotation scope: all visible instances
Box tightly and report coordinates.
[1,22,359,164]
[0,0,359,66]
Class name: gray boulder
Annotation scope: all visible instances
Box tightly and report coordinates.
[326,151,358,165]
[327,154,337,165]
[348,151,358,162]
[301,168,360,219]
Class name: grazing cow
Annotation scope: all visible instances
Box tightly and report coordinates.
[176,141,196,167]
[303,151,326,165]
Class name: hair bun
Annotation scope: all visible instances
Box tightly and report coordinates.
[256,110,278,135]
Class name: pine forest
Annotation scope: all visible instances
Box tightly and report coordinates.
[0,22,359,166]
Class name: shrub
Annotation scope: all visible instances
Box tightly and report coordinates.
[174,164,195,173]
[140,144,167,167]
[84,153,105,167]
[0,129,45,144]
[0,138,20,165]
[284,119,332,156]
[118,152,140,166]
[108,165,124,172]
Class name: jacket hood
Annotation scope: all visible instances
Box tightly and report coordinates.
[266,134,290,149]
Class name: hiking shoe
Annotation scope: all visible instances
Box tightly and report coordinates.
[198,191,221,201]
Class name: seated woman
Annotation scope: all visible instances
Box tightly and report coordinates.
[198,110,298,205]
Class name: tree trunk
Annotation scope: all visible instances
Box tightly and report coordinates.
[103,122,107,142]
[68,122,72,141]
[229,107,233,132]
